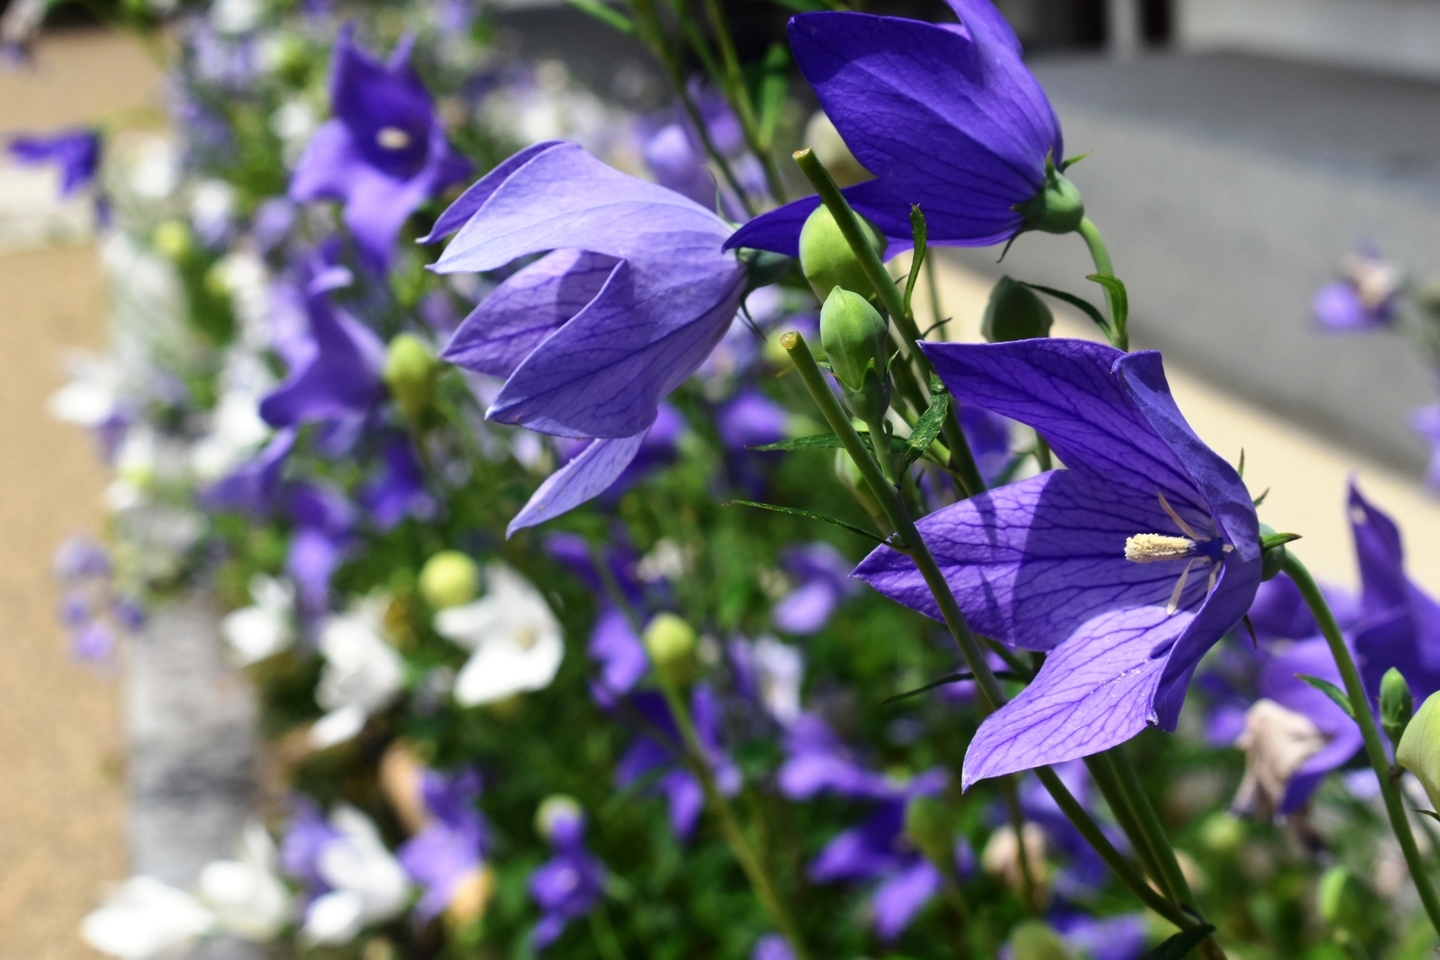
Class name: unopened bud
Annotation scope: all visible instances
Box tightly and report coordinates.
[1381,667,1414,747]
[1198,811,1244,855]
[903,795,955,865]
[820,288,892,424]
[418,551,480,610]
[1014,158,1084,236]
[383,333,439,420]
[798,205,887,302]
[152,220,193,261]
[983,276,1053,343]
[535,794,585,844]
[1317,866,1380,946]
[1008,920,1072,960]
[643,613,698,686]
[1397,690,1440,811]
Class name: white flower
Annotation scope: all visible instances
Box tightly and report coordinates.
[271,99,318,168]
[221,575,296,666]
[209,0,262,35]
[751,636,804,726]
[190,385,271,482]
[190,179,237,242]
[312,597,406,748]
[48,352,123,427]
[197,822,292,941]
[81,876,215,959]
[435,564,563,707]
[1233,698,1329,815]
[302,806,411,945]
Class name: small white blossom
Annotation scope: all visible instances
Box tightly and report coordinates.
[312,597,406,748]
[221,575,296,666]
[301,806,411,945]
[751,636,804,726]
[436,564,563,707]
[81,876,215,959]
[197,822,292,940]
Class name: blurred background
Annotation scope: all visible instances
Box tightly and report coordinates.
[5,0,1440,954]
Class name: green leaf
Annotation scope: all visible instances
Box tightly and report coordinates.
[562,0,635,33]
[899,390,951,470]
[749,433,844,452]
[1087,273,1129,333]
[721,500,884,543]
[745,0,830,12]
[1297,674,1357,720]
[753,43,791,145]
[904,205,928,319]
[1023,282,1111,335]
[1417,808,1440,823]
[1141,925,1216,960]
[882,669,1019,705]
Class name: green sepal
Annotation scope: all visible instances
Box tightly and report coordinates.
[1086,273,1128,334]
[1296,674,1357,720]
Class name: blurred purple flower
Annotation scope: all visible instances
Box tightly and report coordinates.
[1053,911,1149,960]
[589,607,649,705]
[728,0,1064,255]
[777,713,893,801]
[1412,401,1440,491]
[856,339,1261,786]
[398,768,487,922]
[773,543,858,635]
[53,535,111,580]
[201,428,296,516]
[8,127,101,196]
[718,389,788,452]
[290,26,471,270]
[751,934,796,960]
[285,482,356,613]
[361,436,435,530]
[615,687,740,840]
[529,803,605,949]
[1313,245,1401,331]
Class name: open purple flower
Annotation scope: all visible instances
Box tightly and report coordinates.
[727,0,1065,256]
[425,141,747,530]
[398,768,488,922]
[9,127,102,196]
[1313,244,1401,332]
[259,263,386,429]
[856,339,1261,786]
[202,428,296,516]
[777,713,893,801]
[529,800,606,949]
[773,543,859,635]
[1052,911,1148,960]
[614,687,740,840]
[289,26,472,271]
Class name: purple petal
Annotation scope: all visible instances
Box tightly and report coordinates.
[589,606,649,696]
[507,432,647,536]
[420,140,566,243]
[773,580,840,634]
[442,249,617,378]
[1313,282,1374,331]
[870,858,940,942]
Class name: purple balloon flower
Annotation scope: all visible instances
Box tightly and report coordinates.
[8,127,102,196]
[777,712,894,801]
[289,26,472,270]
[1312,245,1401,332]
[528,803,606,949]
[285,481,356,613]
[398,768,488,922]
[259,263,386,429]
[773,543,858,635]
[588,607,649,705]
[425,141,747,529]
[718,388,789,452]
[360,435,435,530]
[751,934,797,960]
[856,339,1261,786]
[1053,911,1149,960]
[615,687,740,840]
[727,0,1063,256]
[202,428,297,516]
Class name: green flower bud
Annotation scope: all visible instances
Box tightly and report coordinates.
[643,613,698,686]
[152,220,193,261]
[821,289,889,391]
[1397,690,1440,811]
[1317,866,1381,946]
[1008,920,1073,960]
[1198,811,1244,855]
[383,333,439,420]
[1013,157,1084,236]
[983,276,1054,343]
[1381,667,1414,747]
[418,551,480,610]
[737,248,793,289]
[798,205,887,302]
[903,795,955,865]
[1257,524,1301,582]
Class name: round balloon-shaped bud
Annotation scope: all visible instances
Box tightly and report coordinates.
[983,276,1054,343]
[384,333,439,420]
[152,220,193,261]
[1381,667,1414,747]
[535,794,585,845]
[419,551,480,610]
[643,613,698,686]
[1008,920,1072,960]
[799,205,887,302]
[1398,690,1440,812]
[821,288,890,392]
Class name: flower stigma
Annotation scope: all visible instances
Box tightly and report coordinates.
[1124,491,1233,615]
[376,127,412,150]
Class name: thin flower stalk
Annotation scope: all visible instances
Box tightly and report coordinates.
[1284,552,1440,936]
[782,330,1198,932]
[1078,216,1125,349]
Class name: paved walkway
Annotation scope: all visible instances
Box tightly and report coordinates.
[0,30,160,960]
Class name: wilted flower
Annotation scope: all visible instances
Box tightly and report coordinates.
[289,26,471,270]
[434,563,564,707]
[728,0,1070,256]
[856,339,1261,786]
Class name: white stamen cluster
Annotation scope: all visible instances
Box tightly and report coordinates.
[1124,533,1196,563]
[376,127,412,150]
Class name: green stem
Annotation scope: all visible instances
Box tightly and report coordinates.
[792,148,986,497]
[1077,216,1124,349]
[1000,777,1040,915]
[783,331,1197,932]
[1084,753,1167,890]
[589,906,628,960]
[698,0,789,202]
[655,677,813,960]
[1284,553,1440,936]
